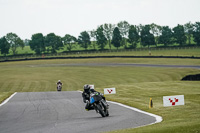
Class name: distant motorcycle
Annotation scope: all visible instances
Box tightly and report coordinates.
[57,84,62,91]
[90,92,109,117]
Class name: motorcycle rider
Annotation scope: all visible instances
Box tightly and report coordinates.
[82,84,107,111]
[57,80,62,85]
[56,80,62,90]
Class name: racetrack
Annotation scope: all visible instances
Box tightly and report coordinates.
[0,91,158,133]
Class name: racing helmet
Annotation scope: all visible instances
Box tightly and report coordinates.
[83,84,90,92]
[58,80,61,82]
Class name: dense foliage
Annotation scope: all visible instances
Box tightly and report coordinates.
[0,37,10,56]
[140,25,156,48]
[96,25,107,50]
[77,31,91,50]
[4,33,24,55]
[0,21,200,55]
[29,33,45,54]
[112,27,122,49]
[128,25,139,48]
[158,26,173,46]
[193,22,200,46]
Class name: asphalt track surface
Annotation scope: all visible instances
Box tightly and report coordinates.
[0,91,158,133]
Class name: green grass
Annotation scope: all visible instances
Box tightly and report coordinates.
[0,58,200,133]
[68,48,200,57]
[54,47,200,57]
[7,46,35,55]
[2,58,199,66]
[0,92,14,104]
[106,81,200,133]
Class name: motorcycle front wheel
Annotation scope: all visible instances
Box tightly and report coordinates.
[96,104,106,117]
[105,109,109,116]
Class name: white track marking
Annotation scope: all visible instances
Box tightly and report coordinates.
[108,101,162,124]
[0,92,17,107]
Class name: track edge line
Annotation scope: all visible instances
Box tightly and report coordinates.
[0,92,17,107]
[107,100,163,124]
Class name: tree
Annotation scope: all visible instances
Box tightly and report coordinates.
[90,30,97,50]
[140,25,156,48]
[45,33,63,53]
[29,33,45,54]
[111,27,122,49]
[117,21,130,48]
[77,31,91,50]
[193,22,200,46]
[24,39,30,46]
[158,26,173,46]
[62,34,77,51]
[103,23,115,50]
[184,22,194,45]
[96,25,107,50]
[6,33,24,55]
[172,24,187,46]
[136,24,144,47]
[150,23,162,46]
[128,25,139,48]
[0,36,10,56]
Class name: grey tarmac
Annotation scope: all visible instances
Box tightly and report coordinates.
[0,91,157,133]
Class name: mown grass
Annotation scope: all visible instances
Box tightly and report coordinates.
[105,81,200,133]
[0,58,200,133]
[1,58,200,66]
[74,47,200,57]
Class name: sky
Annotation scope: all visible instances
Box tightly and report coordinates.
[0,0,200,40]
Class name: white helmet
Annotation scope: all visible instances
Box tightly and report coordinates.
[58,80,61,82]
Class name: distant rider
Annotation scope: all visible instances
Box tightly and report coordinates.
[57,80,63,85]
[82,84,107,111]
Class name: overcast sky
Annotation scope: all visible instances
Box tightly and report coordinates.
[0,0,200,40]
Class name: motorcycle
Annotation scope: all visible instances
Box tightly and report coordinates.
[90,92,109,117]
[57,83,62,91]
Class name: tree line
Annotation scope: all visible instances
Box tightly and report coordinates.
[0,21,200,56]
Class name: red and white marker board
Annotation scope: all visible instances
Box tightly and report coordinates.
[163,95,184,107]
[89,85,94,89]
[104,88,116,94]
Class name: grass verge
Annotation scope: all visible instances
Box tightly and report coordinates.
[0,92,14,105]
